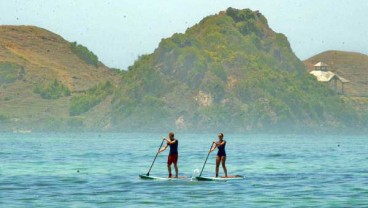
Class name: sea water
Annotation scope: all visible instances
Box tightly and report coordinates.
[0,133,367,207]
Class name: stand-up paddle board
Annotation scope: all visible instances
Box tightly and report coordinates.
[195,175,244,181]
[139,174,188,180]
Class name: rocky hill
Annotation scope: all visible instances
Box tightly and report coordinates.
[111,8,362,133]
[0,26,121,131]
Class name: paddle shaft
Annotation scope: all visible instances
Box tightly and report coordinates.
[199,142,215,176]
[146,139,165,176]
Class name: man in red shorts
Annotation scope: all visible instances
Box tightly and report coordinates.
[158,132,179,178]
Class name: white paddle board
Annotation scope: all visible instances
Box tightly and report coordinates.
[195,175,244,181]
[139,174,188,180]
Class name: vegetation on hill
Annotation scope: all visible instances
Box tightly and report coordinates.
[0,62,24,85]
[70,81,114,116]
[0,12,365,133]
[70,42,99,67]
[111,8,361,132]
[34,79,71,99]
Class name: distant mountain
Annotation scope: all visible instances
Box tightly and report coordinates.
[111,8,362,133]
[303,50,368,97]
[0,26,121,131]
[1,11,366,133]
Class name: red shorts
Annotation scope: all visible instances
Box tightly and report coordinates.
[168,154,178,165]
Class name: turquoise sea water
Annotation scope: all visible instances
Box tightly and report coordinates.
[0,133,367,207]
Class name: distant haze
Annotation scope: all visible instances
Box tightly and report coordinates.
[0,0,367,69]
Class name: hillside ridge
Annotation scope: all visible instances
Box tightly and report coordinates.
[0,25,121,131]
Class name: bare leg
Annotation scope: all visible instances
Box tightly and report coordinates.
[215,156,220,177]
[173,163,178,177]
[167,164,172,177]
[221,156,227,177]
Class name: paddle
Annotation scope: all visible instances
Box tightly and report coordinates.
[199,142,216,177]
[146,139,165,176]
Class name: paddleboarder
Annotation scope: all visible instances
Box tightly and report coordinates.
[209,132,228,178]
[158,132,179,178]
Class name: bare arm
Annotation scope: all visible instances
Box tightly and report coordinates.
[159,143,168,153]
[209,140,226,153]
[209,142,217,153]
[164,137,176,145]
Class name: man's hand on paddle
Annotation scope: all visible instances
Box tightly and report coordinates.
[158,138,169,154]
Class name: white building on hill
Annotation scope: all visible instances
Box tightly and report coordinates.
[309,62,349,95]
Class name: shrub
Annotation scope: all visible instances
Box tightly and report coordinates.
[0,62,21,84]
[70,42,99,67]
[69,81,113,116]
[34,79,71,99]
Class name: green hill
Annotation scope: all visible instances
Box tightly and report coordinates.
[1,9,365,133]
[111,8,362,133]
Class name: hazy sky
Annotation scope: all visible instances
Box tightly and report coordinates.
[0,0,367,69]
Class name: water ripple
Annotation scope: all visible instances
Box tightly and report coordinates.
[0,133,367,207]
